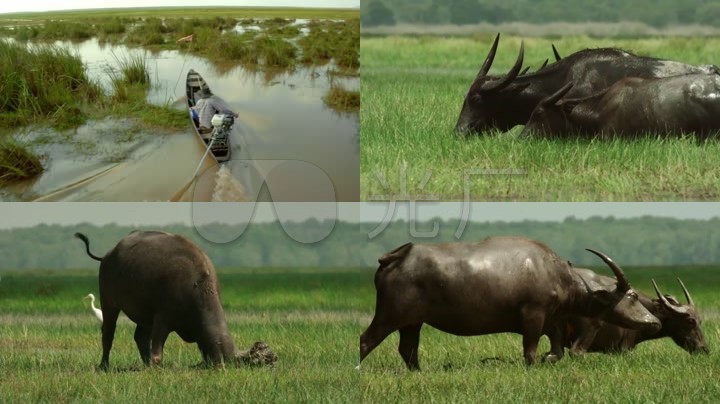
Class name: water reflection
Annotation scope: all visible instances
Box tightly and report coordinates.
[6,37,359,201]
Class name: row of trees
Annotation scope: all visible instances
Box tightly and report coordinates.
[1,216,720,269]
[362,0,720,27]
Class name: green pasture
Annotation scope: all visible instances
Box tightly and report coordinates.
[0,268,365,402]
[361,35,720,201]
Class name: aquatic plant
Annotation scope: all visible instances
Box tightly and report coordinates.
[0,40,99,129]
[323,84,359,112]
[254,35,296,68]
[0,139,44,183]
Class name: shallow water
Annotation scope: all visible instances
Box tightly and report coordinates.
[1,119,220,201]
[3,37,359,201]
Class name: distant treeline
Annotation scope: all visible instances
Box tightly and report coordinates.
[362,0,720,27]
[1,216,720,269]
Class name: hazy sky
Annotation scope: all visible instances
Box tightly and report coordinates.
[1,202,719,229]
[0,1,358,14]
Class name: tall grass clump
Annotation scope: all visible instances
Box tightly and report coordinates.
[299,19,359,71]
[125,18,167,46]
[323,84,359,112]
[332,18,359,70]
[253,36,296,68]
[299,26,334,65]
[96,17,127,35]
[106,52,151,102]
[36,21,93,41]
[0,40,99,129]
[0,140,44,183]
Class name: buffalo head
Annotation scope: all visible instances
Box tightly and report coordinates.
[455,34,527,135]
[519,82,576,138]
[652,279,709,354]
[583,249,661,333]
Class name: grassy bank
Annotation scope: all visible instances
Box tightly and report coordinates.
[0,268,363,402]
[361,35,720,201]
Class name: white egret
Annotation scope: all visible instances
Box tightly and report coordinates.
[84,293,103,323]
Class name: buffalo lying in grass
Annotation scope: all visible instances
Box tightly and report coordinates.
[455,34,720,135]
[520,74,720,139]
[359,237,661,370]
[566,268,708,355]
[75,231,278,369]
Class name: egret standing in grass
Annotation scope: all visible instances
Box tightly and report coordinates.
[84,293,103,323]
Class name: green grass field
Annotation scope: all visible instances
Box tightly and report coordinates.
[3,265,719,401]
[0,268,365,402]
[359,265,720,401]
[361,35,720,201]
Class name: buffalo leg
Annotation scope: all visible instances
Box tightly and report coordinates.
[569,325,600,357]
[543,323,565,363]
[150,320,170,366]
[134,325,152,365]
[99,308,120,370]
[359,319,396,366]
[521,309,545,365]
[398,324,422,371]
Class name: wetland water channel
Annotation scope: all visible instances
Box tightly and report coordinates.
[2,38,359,201]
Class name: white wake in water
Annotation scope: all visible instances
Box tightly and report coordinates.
[211,165,248,201]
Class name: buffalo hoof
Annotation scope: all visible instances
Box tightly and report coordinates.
[542,353,561,364]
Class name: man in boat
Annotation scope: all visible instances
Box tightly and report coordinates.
[195,86,239,138]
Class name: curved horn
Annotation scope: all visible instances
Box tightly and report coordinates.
[480,41,525,93]
[539,82,573,107]
[552,44,562,61]
[520,66,531,75]
[540,58,549,69]
[478,33,501,78]
[653,279,684,315]
[585,249,630,291]
[677,278,695,306]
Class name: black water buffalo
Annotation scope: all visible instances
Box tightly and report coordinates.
[566,268,708,355]
[455,34,720,135]
[75,231,265,369]
[358,237,661,370]
[520,73,720,138]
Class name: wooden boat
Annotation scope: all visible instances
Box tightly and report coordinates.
[186,69,232,163]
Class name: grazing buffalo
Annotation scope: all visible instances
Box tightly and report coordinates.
[455,34,720,135]
[520,74,720,138]
[359,237,661,370]
[75,231,273,369]
[566,268,708,355]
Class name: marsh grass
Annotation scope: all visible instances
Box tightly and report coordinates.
[299,19,359,72]
[324,84,360,112]
[0,40,99,130]
[361,35,720,201]
[0,140,44,183]
[1,12,359,75]
[254,36,297,68]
